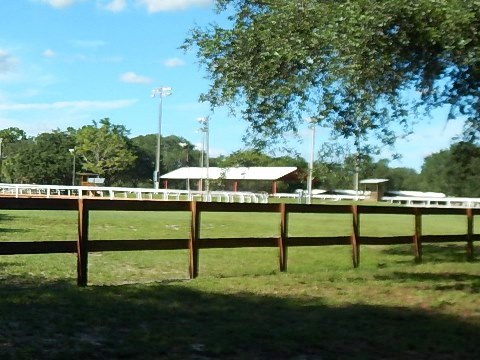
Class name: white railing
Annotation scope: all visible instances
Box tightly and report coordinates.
[4,183,478,208]
[382,196,480,208]
[272,192,367,202]
[0,183,269,204]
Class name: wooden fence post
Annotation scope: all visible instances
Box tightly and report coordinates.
[351,205,360,268]
[466,208,474,261]
[279,203,288,272]
[189,201,199,278]
[413,208,422,263]
[77,199,89,287]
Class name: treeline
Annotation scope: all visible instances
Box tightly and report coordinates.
[0,119,478,196]
[315,141,480,197]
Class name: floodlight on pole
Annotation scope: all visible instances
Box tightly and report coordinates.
[197,131,205,191]
[68,148,75,186]
[306,118,317,205]
[179,142,190,192]
[197,116,210,193]
[151,86,172,190]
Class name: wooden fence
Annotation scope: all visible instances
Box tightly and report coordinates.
[0,198,477,286]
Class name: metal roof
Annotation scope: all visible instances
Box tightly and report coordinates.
[161,167,298,181]
[359,178,389,184]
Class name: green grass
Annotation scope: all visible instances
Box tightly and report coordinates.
[0,206,479,359]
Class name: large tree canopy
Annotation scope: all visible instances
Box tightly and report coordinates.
[184,0,480,150]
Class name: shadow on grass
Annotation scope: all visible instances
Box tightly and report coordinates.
[0,213,28,234]
[0,276,479,359]
[375,271,480,294]
[382,244,475,263]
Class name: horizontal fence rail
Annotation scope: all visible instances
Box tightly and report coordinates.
[0,183,269,203]
[0,198,477,286]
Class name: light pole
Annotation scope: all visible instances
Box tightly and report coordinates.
[354,157,360,200]
[68,148,75,186]
[306,119,316,205]
[198,132,204,191]
[354,132,360,200]
[179,142,190,192]
[197,117,210,193]
[151,86,172,190]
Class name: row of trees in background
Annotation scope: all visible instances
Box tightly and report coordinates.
[1,120,479,196]
[0,119,201,188]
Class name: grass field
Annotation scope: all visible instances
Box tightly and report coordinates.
[0,207,479,359]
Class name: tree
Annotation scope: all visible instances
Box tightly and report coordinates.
[184,0,479,150]
[132,134,200,176]
[446,142,480,196]
[314,142,376,190]
[114,143,153,187]
[370,159,420,191]
[220,149,273,167]
[0,127,28,181]
[418,149,451,193]
[75,119,136,185]
[162,135,200,174]
[418,142,480,196]
[3,131,75,184]
[0,127,27,144]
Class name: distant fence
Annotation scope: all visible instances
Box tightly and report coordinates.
[382,195,480,208]
[0,198,477,286]
[0,183,268,203]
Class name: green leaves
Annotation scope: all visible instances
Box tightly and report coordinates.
[185,0,480,150]
[75,118,136,183]
[2,131,75,185]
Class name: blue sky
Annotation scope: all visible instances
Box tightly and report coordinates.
[0,0,463,172]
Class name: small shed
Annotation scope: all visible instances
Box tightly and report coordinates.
[359,178,389,201]
[77,173,105,187]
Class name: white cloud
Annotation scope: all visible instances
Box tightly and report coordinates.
[0,99,138,111]
[137,0,212,12]
[120,71,153,84]
[0,99,138,136]
[36,0,212,12]
[42,49,56,58]
[103,0,127,12]
[0,50,19,74]
[164,57,185,68]
[36,0,82,9]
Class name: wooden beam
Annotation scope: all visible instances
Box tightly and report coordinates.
[189,201,199,278]
[77,199,89,287]
[286,236,351,246]
[360,236,413,245]
[351,205,360,268]
[88,239,189,252]
[82,198,191,211]
[0,241,76,255]
[414,208,422,263]
[198,237,278,248]
[272,180,277,195]
[466,208,474,261]
[279,203,287,271]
